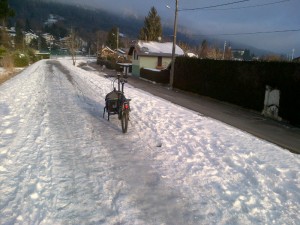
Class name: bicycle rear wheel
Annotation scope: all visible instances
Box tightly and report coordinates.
[121,111,129,133]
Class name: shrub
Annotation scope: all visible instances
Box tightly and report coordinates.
[27,48,39,63]
[0,46,7,57]
[13,51,30,67]
[97,58,116,69]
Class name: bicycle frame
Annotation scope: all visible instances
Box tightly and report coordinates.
[103,73,131,133]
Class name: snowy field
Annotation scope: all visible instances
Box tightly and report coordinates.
[0,58,299,225]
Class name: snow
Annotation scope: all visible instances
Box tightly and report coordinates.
[138,41,184,55]
[0,57,299,225]
[144,68,161,72]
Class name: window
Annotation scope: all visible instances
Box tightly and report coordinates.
[133,50,139,60]
[157,56,162,67]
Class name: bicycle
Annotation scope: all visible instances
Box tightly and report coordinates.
[103,73,131,133]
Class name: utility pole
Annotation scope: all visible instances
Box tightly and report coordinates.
[291,48,295,61]
[116,27,119,51]
[222,41,226,60]
[170,0,178,89]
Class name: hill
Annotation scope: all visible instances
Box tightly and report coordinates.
[9,0,142,37]
[8,0,271,56]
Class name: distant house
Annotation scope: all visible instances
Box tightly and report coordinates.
[98,46,129,63]
[42,33,55,45]
[232,49,245,60]
[293,56,300,63]
[7,27,16,38]
[59,36,71,49]
[24,32,38,45]
[98,46,116,59]
[128,40,184,77]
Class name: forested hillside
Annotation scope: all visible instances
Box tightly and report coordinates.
[8,0,143,38]
[8,0,205,48]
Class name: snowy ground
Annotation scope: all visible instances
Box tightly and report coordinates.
[0,58,299,225]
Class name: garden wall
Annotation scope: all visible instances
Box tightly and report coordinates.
[140,68,170,84]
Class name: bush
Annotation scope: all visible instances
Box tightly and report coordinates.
[0,46,7,57]
[97,58,116,70]
[27,49,39,63]
[13,51,30,67]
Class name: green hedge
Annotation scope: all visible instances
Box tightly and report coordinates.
[174,57,300,126]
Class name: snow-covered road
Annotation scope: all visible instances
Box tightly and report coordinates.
[0,59,299,225]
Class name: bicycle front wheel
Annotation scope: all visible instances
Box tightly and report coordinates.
[121,111,129,133]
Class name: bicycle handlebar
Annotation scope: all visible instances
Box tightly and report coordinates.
[112,73,128,93]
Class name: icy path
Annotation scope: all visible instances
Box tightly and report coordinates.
[0,59,299,224]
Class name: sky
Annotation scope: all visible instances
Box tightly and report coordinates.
[52,0,300,57]
[0,57,299,224]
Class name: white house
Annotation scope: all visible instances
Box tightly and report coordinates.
[24,32,39,45]
[128,40,184,77]
[42,33,55,45]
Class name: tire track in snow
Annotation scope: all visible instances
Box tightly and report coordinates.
[57,60,197,224]
[0,61,55,223]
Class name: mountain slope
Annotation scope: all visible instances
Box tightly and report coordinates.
[9,0,143,36]
[8,0,271,55]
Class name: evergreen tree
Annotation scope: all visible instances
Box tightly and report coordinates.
[25,18,31,32]
[15,20,24,49]
[139,7,162,41]
[0,0,15,48]
[106,27,121,50]
[243,49,252,61]
[199,40,208,58]
[0,0,15,26]
[30,36,48,52]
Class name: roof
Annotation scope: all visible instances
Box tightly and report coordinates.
[293,56,300,62]
[130,41,184,57]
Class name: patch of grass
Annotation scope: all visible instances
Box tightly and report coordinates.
[0,54,16,84]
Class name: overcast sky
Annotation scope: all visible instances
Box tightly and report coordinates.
[54,0,299,57]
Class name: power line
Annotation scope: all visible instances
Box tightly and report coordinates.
[194,28,300,37]
[179,0,252,11]
[204,0,291,11]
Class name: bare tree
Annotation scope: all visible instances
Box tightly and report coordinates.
[224,45,232,60]
[96,30,106,55]
[199,40,209,59]
[207,46,222,60]
[178,41,190,55]
[67,28,79,66]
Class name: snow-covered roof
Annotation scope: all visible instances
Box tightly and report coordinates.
[136,41,184,57]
